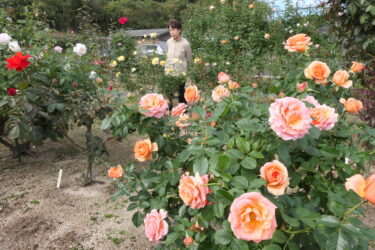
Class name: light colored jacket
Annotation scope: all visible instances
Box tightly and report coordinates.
[165,36,192,76]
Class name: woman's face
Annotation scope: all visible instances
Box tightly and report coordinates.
[169,26,181,39]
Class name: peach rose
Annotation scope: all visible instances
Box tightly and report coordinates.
[212,85,230,102]
[310,105,338,130]
[340,98,363,113]
[297,82,308,92]
[345,174,375,205]
[252,82,257,88]
[269,97,312,140]
[184,85,200,104]
[304,61,331,84]
[176,114,190,129]
[351,61,364,73]
[183,236,194,246]
[249,3,254,8]
[228,81,240,89]
[134,139,158,162]
[303,95,320,107]
[264,33,270,39]
[178,172,211,209]
[171,103,187,117]
[218,72,230,84]
[108,165,124,179]
[260,160,289,196]
[332,70,352,88]
[228,192,277,243]
[144,209,168,242]
[284,34,311,52]
[139,93,168,118]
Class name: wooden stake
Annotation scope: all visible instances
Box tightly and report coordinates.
[57,169,63,189]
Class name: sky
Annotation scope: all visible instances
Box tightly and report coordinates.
[268,0,323,10]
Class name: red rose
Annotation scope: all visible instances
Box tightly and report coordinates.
[107,86,113,91]
[7,88,17,96]
[6,52,32,71]
[118,17,128,25]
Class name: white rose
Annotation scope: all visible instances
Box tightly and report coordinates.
[0,33,11,45]
[73,43,87,56]
[89,71,97,79]
[8,41,21,52]
[209,5,215,10]
[54,46,63,53]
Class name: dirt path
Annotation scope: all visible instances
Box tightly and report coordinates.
[0,127,152,250]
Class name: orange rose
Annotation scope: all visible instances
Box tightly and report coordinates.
[108,165,124,179]
[310,105,338,131]
[134,139,158,162]
[178,172,211,209]
[249,3,254,8]
[340,98,363,113]
[345,174,375,205]
[176,114,190,129]
[284,34,311,52]
[212,85,230,102]
[351,61,364,73]
[184,85,200,104]
[221,40,228,45]
[304,61,331,84]
[171,103,187,117]
[260,160,289,196]
[183,236,194,246]
[228,81,240,89]
[332,70,352,88]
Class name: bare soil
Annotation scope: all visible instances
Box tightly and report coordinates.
[0,126,152,250]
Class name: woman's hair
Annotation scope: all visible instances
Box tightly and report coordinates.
[168,19,182,30]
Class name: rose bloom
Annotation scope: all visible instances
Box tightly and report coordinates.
[73,43,87,56]
[303,95,320,107]
[297,82,307,92]
[252,82,257,88]
[264,33,270,39]
[117,56,125,61]
[284,34,311,52]
[108,165,124,179]
[139,93,168,118]
[184,85,200,104]
[310,105,338,131]
[221,40,228,45]
[228,81,240,89]
[189,221,204,232]
[54,46,63,53]
[218,72,230,84]
[171,103,188,117]
[212,85,230,102]
[340,98,363,113]
[144,209,168,242]
[332,70,352,88]
[176,114,190,129]
[260,160,289,196]
[107,86,113,91]
[8,41,21,52]
[351,61,364,73]
[304,61,331,84]
[183,236,194,246]
[0,33,11,45]
[134,139,158,162]
[179,172,210,209]
[7,88,17,96]
[345,174,375,205]
[6,52,31,71]
[118,17,128,25]
[269,97,312,140]
[249,3,254,8]
[228,192,277,243]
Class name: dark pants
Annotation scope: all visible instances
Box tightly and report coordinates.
[178,82,186,104]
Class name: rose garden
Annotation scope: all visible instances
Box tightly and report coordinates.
[0,0,375,249]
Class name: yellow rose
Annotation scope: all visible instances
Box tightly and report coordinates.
[160,60,166,66]
[152,57,160,65]
[194,57,201,64]
[117,56,125,61]
[165,68,173,74]
[131,67,137,72]
[115,72,121,78]
[110,61,117,67]
[150,33,157,38]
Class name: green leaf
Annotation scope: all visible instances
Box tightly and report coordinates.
[249,151,264,159]
[132,211,143,227]
[8,124,20,139]
[236,137,250,153]
[215,189,234,205]
[214,229,232,245]
[278,143,290,166]
[317,216,340,227]
[179,205,187,218]
[231,176,249,189]
[217,154,231,173]
[262,244,282,250]
[281,212,300,227]
[193,105,206,119]
[112,115,121,126]
[249,178,266,189]
[326,231,348,250]
[214,202,225,218]
[230,238,249,250]
[226,149,244,160]
[101,117,112,130]
[321,147,341,158]
[240,157,257,169]
[272,230,287,243]
[308,126,320,139]
[193,157,209,175]
[127,203,138,211]
[165,232,180,246]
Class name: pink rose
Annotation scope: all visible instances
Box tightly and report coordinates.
[144,209,168,242]
[139,93,168,118]
[218,72,230,84]
[118,17,128,25]
[212,85,230,102]
[310,105,338,131]
[228,81,240,89]
[54,46,63,53]
[178,172,211,209]
[303,95,320,107]
[345,174,375,205]
[297,82,307,92]
[260,160,289,196]
[269,97,312,140]
[228,192,277,243]
[183,236,194,246]
[171,103,187,117]
[176,114,190,129]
